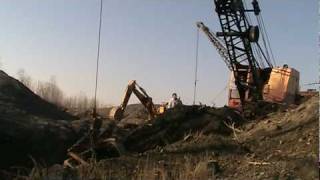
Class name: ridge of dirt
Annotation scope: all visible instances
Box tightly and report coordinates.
[56,95,318,180]
[156,95,319,179]
[98,104,154,125]
[1,70,317,180]
[0,71,79,170]
[0,70,76,120]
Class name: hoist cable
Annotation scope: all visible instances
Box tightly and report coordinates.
[257,15,276,67]
[245,0,275,68]
[211,84,228,105]
[253,44,265,68]
[243,1,252,24]
[93,0,103,117]
[193,27,200,105]
[256,16,271,67]
[256,42,273,68]
[259,15,276,66]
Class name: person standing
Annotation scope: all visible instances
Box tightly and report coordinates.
[167,93,182,109]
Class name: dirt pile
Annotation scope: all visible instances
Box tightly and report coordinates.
[235,94,319,179]
[123,105,242,152]
[99,104,150,125]
[0,70,75,120]
[62,105,243,169]
[133,95,319,179]
[0,71,79,171]
[55,95,318,179]
[2,70,316,180]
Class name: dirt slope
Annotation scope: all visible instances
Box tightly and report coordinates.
[0,71,79,171]
[98,104,151,124]
[51,95,319,180]
[151,95,319,179]
[0,70,75,120]
[235,95,319,179]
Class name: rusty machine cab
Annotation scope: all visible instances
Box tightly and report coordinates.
[228,65,300,110]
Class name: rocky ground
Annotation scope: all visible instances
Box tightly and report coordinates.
[0,71,318,180]
[29,95,318,180]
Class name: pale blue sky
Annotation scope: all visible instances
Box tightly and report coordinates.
[0,0,318,106]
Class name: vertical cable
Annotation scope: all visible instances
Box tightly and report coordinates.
[93,0,103,117]
[259,15,276,66]
[193,27,200,105]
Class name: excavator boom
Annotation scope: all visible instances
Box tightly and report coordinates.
[109,80,159,121]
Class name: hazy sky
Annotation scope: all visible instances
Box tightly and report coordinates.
[0,0,318,106]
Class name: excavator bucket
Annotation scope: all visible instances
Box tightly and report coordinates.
[109,106,123,121]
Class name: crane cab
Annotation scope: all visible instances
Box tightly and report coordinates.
[263,66,300,105]
[227,65,300,110]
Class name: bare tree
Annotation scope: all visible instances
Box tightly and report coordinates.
[48,76,64,106]
[17,69,33,89]
[15,69,98,113]
[60,93,100,115]
[35,76,64,107]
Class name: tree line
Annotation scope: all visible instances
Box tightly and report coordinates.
[16,69,99,114]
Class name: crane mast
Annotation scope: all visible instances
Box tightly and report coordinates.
[213,0,270,108]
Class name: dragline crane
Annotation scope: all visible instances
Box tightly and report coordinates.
[199,0,300,111]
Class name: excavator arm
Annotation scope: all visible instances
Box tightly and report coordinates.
[118,80,135,111]
[109,80,158,121]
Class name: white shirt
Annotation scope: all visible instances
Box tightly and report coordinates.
[167,97,182,109]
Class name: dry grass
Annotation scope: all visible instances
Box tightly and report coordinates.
[24,155,216,180]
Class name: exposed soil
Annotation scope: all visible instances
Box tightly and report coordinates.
[56,95,318,180]
[0,71,318,179]
[98,104,151,125]
[0,70,76,120]
[0,71,78,171]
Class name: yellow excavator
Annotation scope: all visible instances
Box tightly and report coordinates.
[109,80,165,121]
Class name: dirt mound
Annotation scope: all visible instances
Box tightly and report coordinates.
[5,86,319,180]
[98,104,150,124]
[0,70,76,120]
[157,95,319,179]
[120,104,150,123]
[60,105,243,170]
[124,105,242,152]
[51,95,318,180]
[234,95,319,179]
[0,70,79,171]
